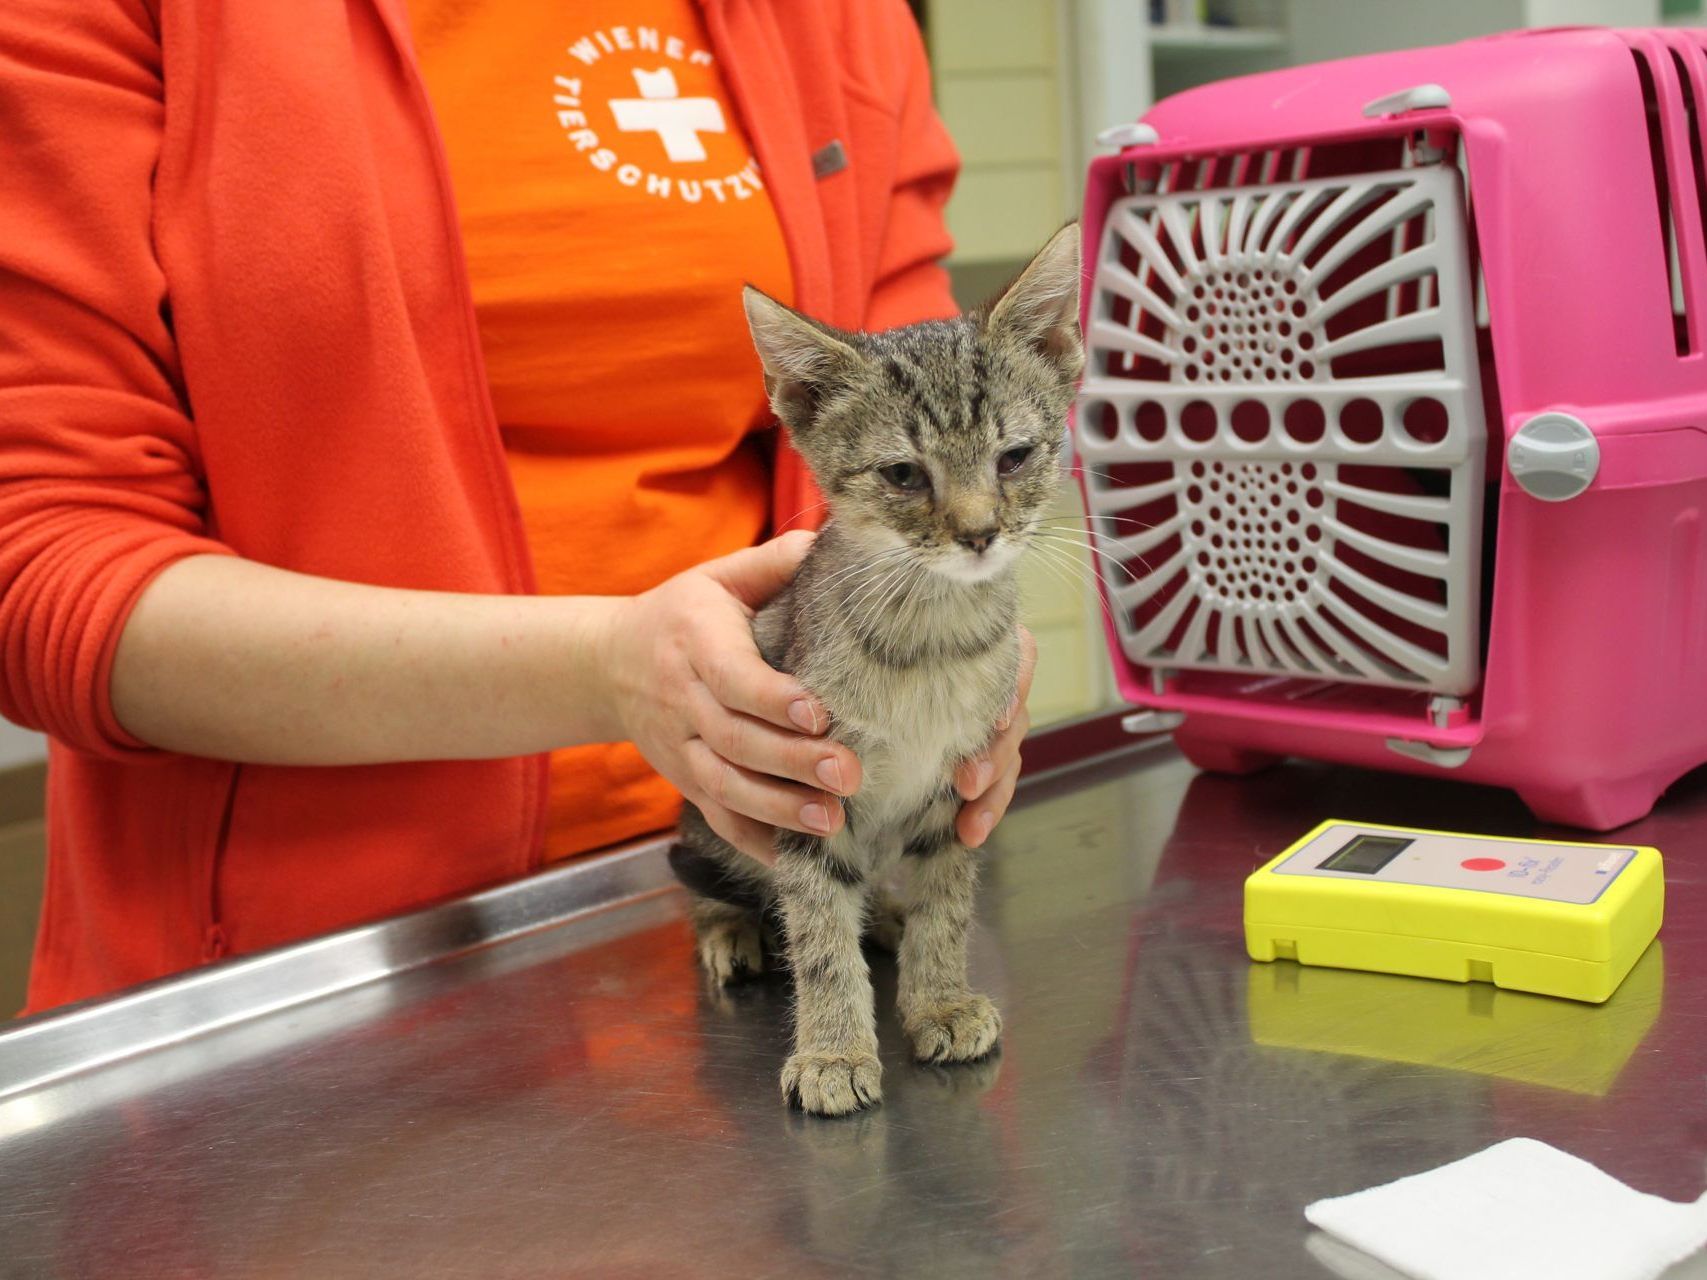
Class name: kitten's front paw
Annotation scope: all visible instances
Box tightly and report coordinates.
[698,915,765,987]
[904,994,1002,1064]
[781,1051,883,1116]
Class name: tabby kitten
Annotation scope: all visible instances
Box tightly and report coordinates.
[668,224,1083,1116]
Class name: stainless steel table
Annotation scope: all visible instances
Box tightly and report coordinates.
[1,742,1699,1279]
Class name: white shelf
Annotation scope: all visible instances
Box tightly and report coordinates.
[1149,24,1286,54]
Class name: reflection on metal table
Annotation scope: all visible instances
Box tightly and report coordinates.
[0,741,1700,1279]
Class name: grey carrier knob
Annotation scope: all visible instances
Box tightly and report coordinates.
[1508,412,1600,502]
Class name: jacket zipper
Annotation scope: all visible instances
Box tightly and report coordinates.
[362,0,549,873]
[201,759,241,962]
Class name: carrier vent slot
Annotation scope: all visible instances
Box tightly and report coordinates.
[1145,141,1417,197]
[1632,47,1691,355]
[1673,47,1707,317]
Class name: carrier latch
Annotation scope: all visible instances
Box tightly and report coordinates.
[1508,412,1600,502]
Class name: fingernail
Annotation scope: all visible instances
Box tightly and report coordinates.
[997,697,1019,731]
[815,757,845,794]
[970,811,995,847]
[789,699,821,733]
[956,760,991,801]
[801,802,833,834]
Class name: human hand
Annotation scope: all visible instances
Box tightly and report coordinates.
[599,531,861,865]
[953,625,1036,848]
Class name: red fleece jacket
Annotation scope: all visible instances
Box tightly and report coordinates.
[0,0,958,1013]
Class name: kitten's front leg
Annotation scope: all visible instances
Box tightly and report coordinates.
[898,822,1002,1064]
[774,832,881,1115]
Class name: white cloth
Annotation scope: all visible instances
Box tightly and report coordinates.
[1305,1138,1707,1280]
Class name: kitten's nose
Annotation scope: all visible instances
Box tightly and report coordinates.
[955,527,999,555]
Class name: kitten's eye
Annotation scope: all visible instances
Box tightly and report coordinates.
[878,462,930,493]
[997,445,1035,476]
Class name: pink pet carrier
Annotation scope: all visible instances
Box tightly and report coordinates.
[1075,27,1707,830]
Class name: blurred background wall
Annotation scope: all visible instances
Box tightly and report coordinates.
[0,722,43,770]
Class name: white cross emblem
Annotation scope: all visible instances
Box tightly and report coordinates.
[609,68,725,163]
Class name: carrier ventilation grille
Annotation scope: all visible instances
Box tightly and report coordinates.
[1078,165,1488,696]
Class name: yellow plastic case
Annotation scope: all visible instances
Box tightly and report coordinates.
[1244,819,1664,1004]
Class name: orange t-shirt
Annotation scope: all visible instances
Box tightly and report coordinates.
[411,2,794,861]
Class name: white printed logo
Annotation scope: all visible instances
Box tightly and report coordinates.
[609,69,725,163]
[550,25,763,206]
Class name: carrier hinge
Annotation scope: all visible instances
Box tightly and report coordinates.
[1096,122,1159,151]
[1362,84,1452,119]
[1385,738,1472,769]
[1096,122,1160,195]
[1122,710,1186,735]
[1363,85,1454,164]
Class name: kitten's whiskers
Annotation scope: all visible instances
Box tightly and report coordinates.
[841,554,919,619]
[1024,541,1121,627]
[815,545,913,596]
[1030,530,1146,583]
[870,559,925,623]
[1037,514,1158,531]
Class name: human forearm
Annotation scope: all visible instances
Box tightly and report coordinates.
[105,531,1034,863]
[111,554,623,765]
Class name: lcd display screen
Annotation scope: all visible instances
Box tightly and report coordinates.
[1318,834,1412,875]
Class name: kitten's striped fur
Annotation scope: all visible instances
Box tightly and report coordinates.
[669,225,1082,1115]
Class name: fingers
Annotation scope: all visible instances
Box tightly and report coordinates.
[695,639,830,736]
[999,625,1039,731]
[958,752,1021,849]
[687,685,861,797]
[682,738,844,841]
[955,753,994,802]
[958,699,1029,800]
[956,634,1032,846]
[698,802,780,867]
[666,533,862,851]
[701,530,816,610]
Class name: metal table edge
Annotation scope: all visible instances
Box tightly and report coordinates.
[0,714,1168,1103]
[0,837,678,1102]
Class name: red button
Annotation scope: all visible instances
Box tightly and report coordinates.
[1461,857,1506,872]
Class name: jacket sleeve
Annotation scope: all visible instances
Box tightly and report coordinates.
[0,1,232,755]
[861,3,962,332]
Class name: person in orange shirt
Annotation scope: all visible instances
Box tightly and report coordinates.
[0,0,1035,1010]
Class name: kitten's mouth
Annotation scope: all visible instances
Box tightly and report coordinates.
[932,538,1021,584]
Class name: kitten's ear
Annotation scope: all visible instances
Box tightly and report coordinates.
[743,286,862,432]
[983,223,1083,380]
